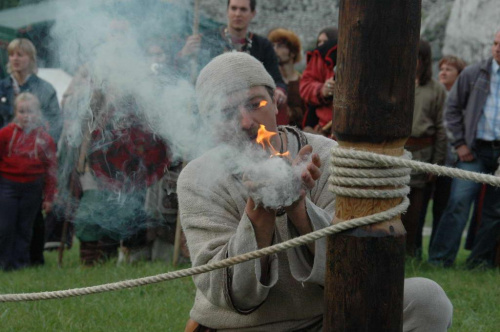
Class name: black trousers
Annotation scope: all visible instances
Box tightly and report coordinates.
[0,177,42,270]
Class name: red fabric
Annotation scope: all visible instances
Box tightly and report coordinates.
[0,123,57,202]
[88,118,170,191]
[275,86,290,126]
[299,47,337,128]
[276,103,289,126]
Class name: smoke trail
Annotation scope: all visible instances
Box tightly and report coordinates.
[50,0,304,239]
[49,0,204,239]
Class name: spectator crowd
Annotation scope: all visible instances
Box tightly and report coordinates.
[0,0,499,276]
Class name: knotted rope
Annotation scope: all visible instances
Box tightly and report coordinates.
[330,150,412,198]
[1,146,499,303]
[331,148,500,187]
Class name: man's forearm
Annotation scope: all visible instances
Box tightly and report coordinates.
[286,199,315,254]
[245,198,276,284]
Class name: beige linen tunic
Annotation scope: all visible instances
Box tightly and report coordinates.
[178,131,335,331]
[178,130,453,331]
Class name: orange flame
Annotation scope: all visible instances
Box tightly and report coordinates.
[256,124,290,158]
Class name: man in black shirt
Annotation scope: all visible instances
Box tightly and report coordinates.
[178,0,287,105]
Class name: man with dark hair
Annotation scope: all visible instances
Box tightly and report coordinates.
[429,30,500,268]
[268,28,305,126]
[179,0,287,106]
[179,51,453,332]
[227,0,255,11]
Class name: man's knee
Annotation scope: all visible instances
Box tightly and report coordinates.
[403,277,453,332]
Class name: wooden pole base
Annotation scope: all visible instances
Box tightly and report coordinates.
[324,0,421,328]
[325,233,405,331]
[172,212,182,267]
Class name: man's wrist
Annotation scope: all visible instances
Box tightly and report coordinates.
[285,197,306,217]
[245,199,276,228]
[452,140,466,148]
[285,198,312,234]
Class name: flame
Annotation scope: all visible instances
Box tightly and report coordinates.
[256,124,290,158]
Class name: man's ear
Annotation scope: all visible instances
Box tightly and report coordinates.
[271,91,278,115]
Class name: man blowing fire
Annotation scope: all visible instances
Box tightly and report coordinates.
[178,52,453,331]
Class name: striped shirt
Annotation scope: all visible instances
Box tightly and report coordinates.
[477,60,500,140]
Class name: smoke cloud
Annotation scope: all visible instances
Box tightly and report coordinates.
[50,0,304,239]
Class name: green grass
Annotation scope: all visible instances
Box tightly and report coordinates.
[406,241,500,332]
[0,246,194,331]
[408,202,500,331]
[1,237,499,331]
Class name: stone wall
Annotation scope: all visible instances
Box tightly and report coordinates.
[197,0,498,65]
[420,0,455,61]
[443,0,500,64]
[199,0,340,52]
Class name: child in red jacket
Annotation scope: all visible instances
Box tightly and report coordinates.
[0,92,57,270]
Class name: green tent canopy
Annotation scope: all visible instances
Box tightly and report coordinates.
[0,0,221,78]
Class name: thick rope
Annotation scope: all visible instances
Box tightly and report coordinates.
[329,148,411,199]
[0,198,409,302]
[330,147,500,187]
[1,146,499,303]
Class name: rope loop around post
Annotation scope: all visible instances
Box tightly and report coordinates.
[329,146,412,200]
[330,147,500,188]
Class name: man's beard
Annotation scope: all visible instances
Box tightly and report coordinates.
[216,122,258,148]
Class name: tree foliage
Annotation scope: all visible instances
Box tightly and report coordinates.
[0,0,20,10]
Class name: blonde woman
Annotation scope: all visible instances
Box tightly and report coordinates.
[0,38,61,141]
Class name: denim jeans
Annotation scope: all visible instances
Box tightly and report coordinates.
[0,176,43,271]
[428,143,500,267]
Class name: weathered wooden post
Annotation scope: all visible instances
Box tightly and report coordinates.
[324,0,421,331]
[173,0,201,267]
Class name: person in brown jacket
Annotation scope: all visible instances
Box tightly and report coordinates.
[267,28,306,127]
[402,39,447,257]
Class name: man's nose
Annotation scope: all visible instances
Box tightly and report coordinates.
[239,108,253,129]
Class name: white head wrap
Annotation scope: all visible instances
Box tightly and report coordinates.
[195,52,276,114]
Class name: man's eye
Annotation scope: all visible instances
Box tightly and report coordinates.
[249,100,267,110]
[221,108,235,119]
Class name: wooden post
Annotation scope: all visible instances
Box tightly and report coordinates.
[324,0,421,331]
[172,213,182,267]
[190,0,201,84]
[174,0,200,266]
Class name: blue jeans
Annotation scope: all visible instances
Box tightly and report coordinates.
[428,143,500,267]
[0,176,43,271]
